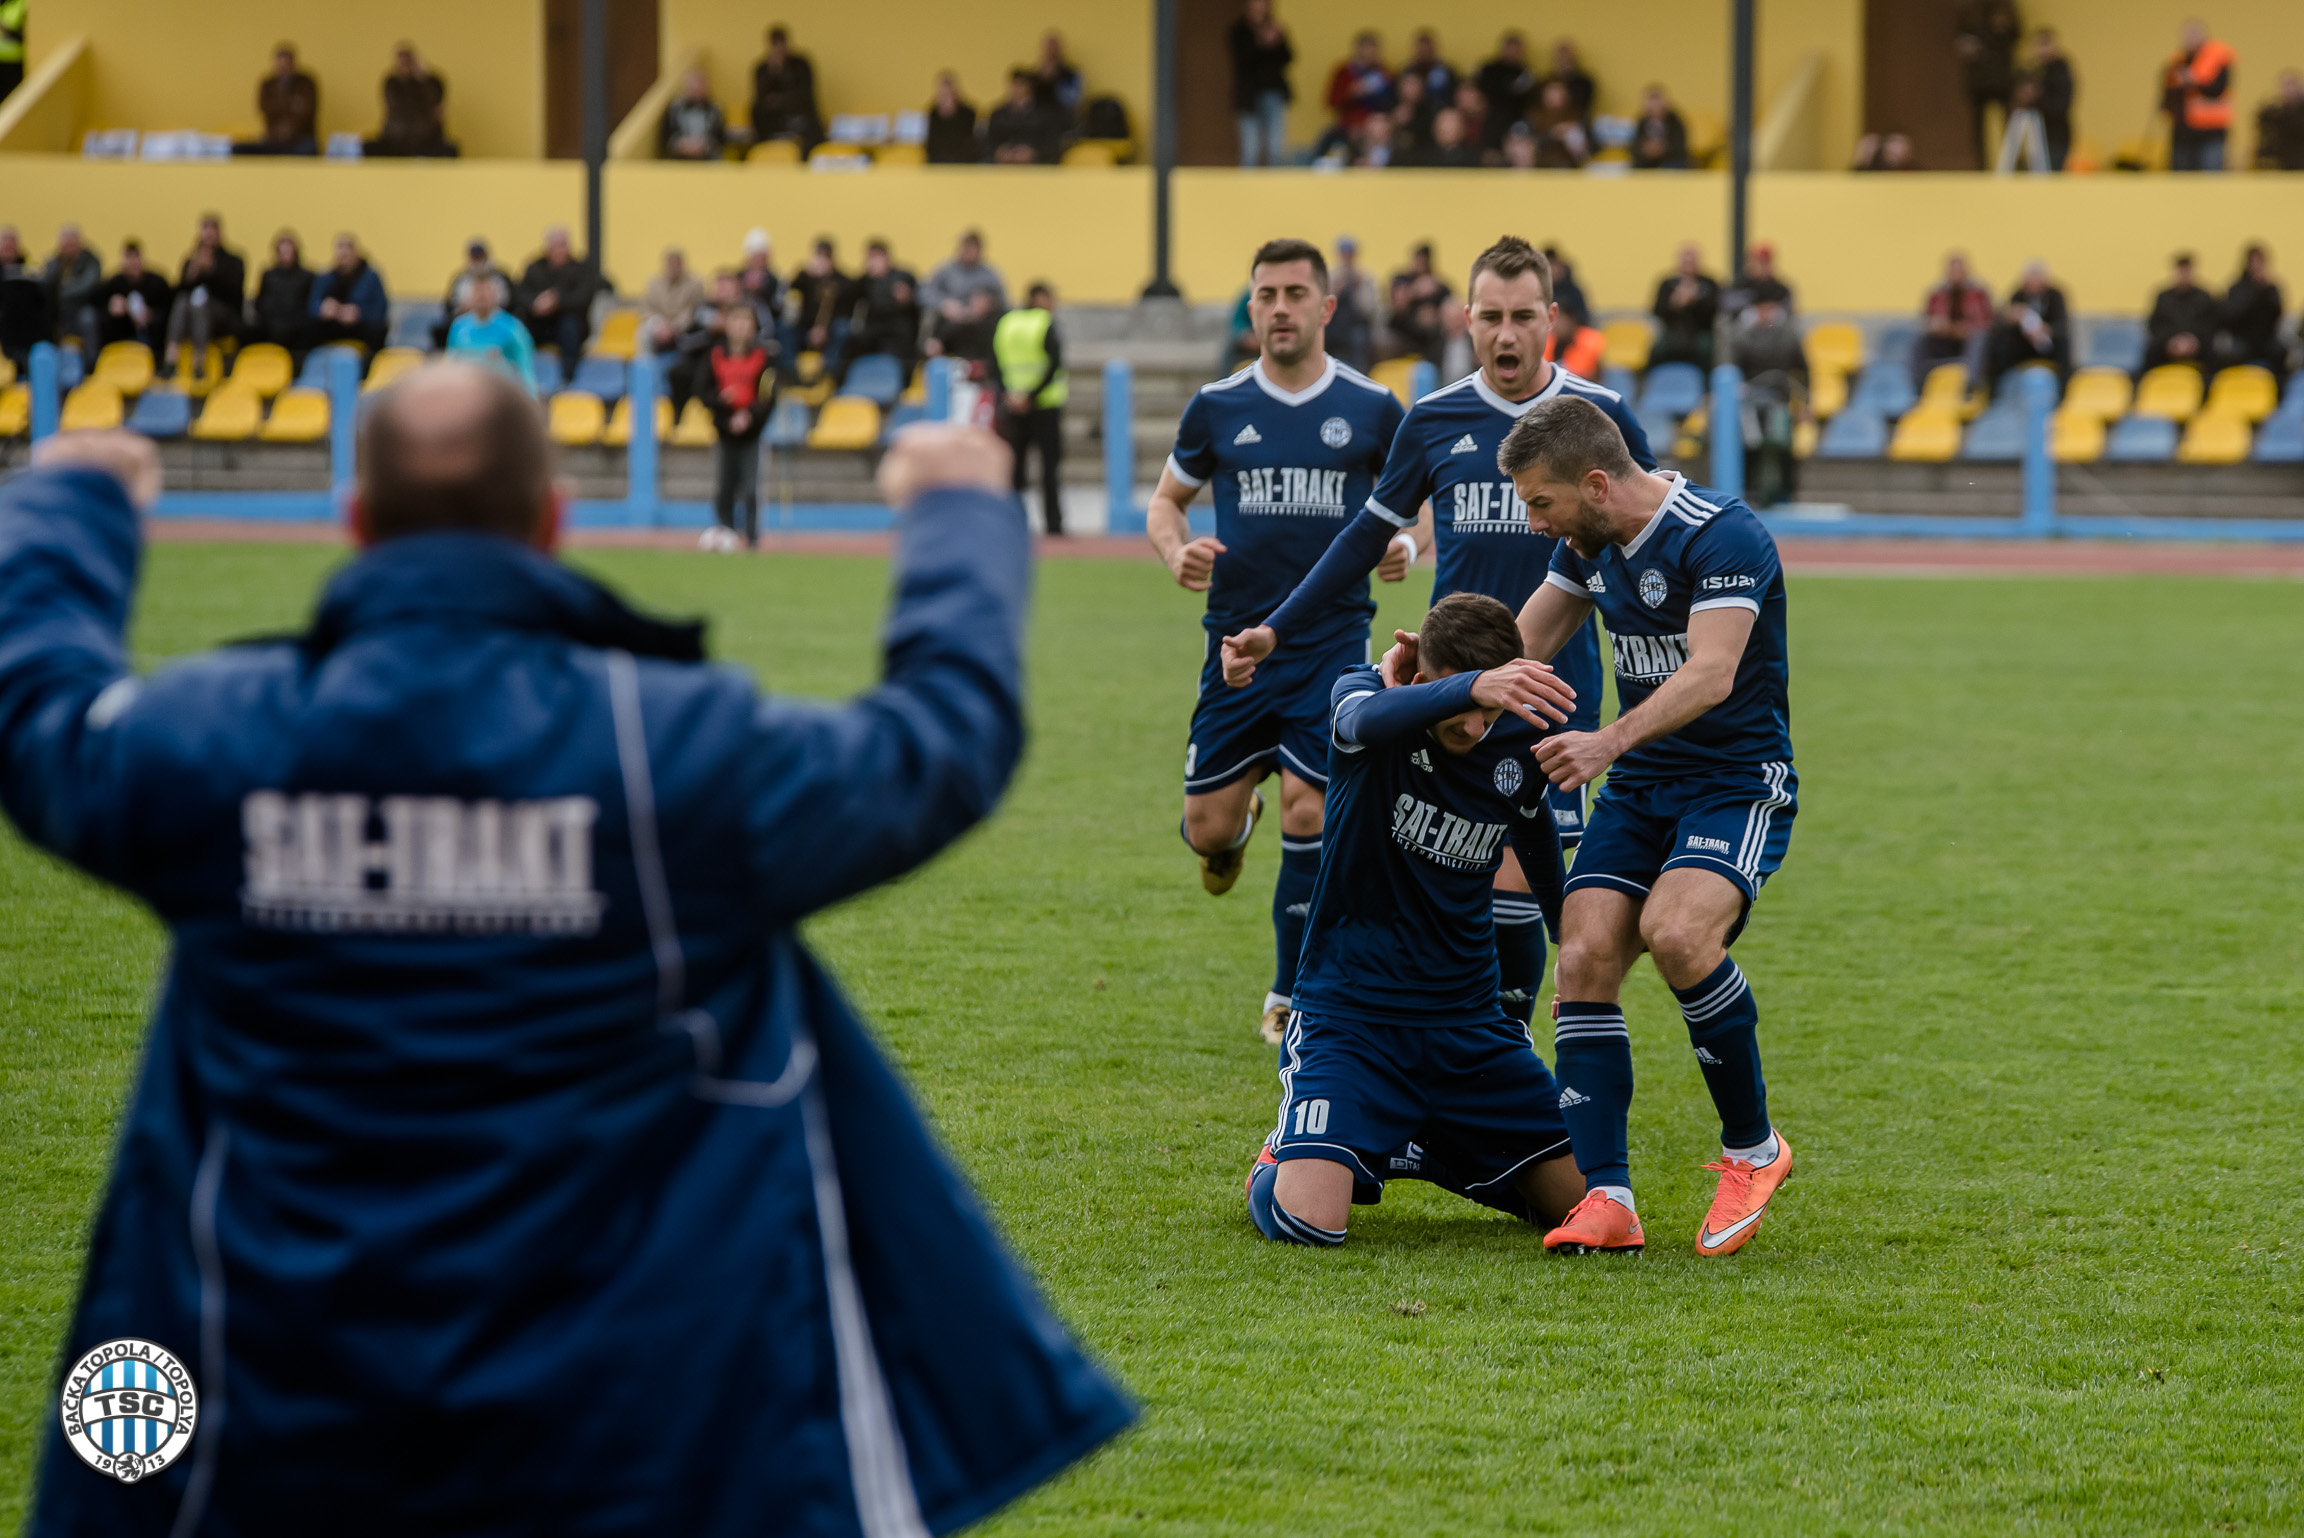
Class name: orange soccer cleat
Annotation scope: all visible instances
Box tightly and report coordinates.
[1542,1190,1645,1254]
[1695,1129,1794,1257]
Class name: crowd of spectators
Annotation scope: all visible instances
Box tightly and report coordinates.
[235,41,458,158]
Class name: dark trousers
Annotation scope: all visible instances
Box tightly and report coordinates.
[305,317,386,357]
[714,434,762,544]
[524,309,590,362]
[1003,404,1064,534]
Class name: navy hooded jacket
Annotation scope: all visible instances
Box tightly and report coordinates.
[1,466,1132,1536]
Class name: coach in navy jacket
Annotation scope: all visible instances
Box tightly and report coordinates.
[4,366,1130,1535]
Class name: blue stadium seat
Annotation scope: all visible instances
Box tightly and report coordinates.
[842,353,905,408]
[2285,372,2304,408]
[1601,366,1638,400]
[1960,404,2027,461]
[56,347,86,391]
[1634,409,1680,451]
[1992,364,2061,405]
[1639,362,1706,418]
[2104,415,2178,462]
[569,354,627,403]
[879,401,928,445]
[763,397,812,448]
[1851,363,1917,418]
[2253,414,2304,463]
[1869,321,1919,369]
[1816,409,1888,458]
[124,387,192,440]
[299,344,362,388]
[2082,318,2146,373]
[389,303,445,352]
[532,350,565,395]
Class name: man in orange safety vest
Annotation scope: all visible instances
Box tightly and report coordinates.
[2161,20,2236,172]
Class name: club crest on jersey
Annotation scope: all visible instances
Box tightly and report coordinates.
[1319,416,1352,449]
[1638,568,1669,608]
[60,1338,198,1484]
[1232,424,1262,445]
[1493,757,1524,796]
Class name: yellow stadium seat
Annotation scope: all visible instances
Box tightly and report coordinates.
[93,342,154,397]
[190,383,263,441]
[807,394,881,450]
[1682,111,1726,167]
[1808,369,1848,420]
[2049,407,2104,462]
[793,350,825,384]
[257,387,330,443]
[230,343,293,399]
[671,398,718,447]
[901,365,926,403]
[2062,367,2131,422]
[61,381,125,431]
[747,138,802,165]
[0,383,29,436]
[791,375,836,407]
[591,311,641,361]
[363,346,426,393]
[2177,410,2251,464]
[2205,364,2277,424]
[1804,321,1863,377]
[548,391,606,446]
[1920,362,1969,405]
[874,143,926,167]
[0,354,17,390]
[1792,418,1819,459]
[1369,356,1421,406]
[167,344,229,398]
[1060,142,1115,168]
[1602,319,1652,371]
[602,395,674,447]
[1076,137,1134,163]
[2132,364,2203,422]
[1888,405,1960,462]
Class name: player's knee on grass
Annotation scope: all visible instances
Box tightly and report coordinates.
[1250,1155,1350,1244]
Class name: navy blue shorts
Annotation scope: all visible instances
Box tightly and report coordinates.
[1185,627,1367,793]
[1568,762,1797,913]
[1267,1011,1573,1200]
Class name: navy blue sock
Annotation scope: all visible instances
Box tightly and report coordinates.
[1552,1002,1634,1191]
[1491,893,1546,1027]
[1246,1156,1347,1246]
[1674,957,1770,1149]
[1272,837,1321,999]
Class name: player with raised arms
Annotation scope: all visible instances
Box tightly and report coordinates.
[1244,593,1587,1245]
[1222,236,1653,1037]
[1147,238,1410,1044]
[1401,394,1796,1257]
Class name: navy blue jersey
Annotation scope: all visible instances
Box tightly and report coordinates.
[1543,473,1793,783]
[1167,358,1406,643]
[1291,667,1564,1029]
[1364,364,1655,610]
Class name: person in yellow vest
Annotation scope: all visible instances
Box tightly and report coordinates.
[2161,19,2236,172]
[994,281,1068,534]
[0,0,25,103]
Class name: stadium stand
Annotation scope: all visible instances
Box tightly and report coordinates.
[257,388,330,442]
[59,381,124,431]
[548,391,606,447]
[189,382,264,441]
[807,395,881,450]
[2105,415,2180,461]
[123,387,192,439]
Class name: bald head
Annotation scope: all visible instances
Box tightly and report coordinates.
[356,363,553,545]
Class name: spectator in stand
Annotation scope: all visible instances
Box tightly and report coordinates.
[1230,0,1294,168]
[1405,107,1477,168]
[1533,80,1590,168]
[1632,86,1690,169]
[1543,245,1593,332]
[1546,40,1596,121]
[514,224,603,361]
[2255,70,2304,171]
[1501,120,1539,168]
[787,239,852,375]
[2217,245,2286,376]
[306,235,389,355]
[1474,33,1537,155]
[1910,251,1994,387]
[2161,20,2235,172]
[1391,71,1441,160]
[1721,242,1794,322]
[696,269,771,341]
[1316,32,1393,162]
[661,70,728,161]
[1650,243,1720,371]
[988,70,1060,164]
[925,72,980,164]
[1031,31,1084,122]
[445,276,537,394]
[1325,234,1377,372]
[1355,114,1396,168]
[2144,253,2218,372]
[163,215,245,381]
[43,224,102,356]
[733,229,779,328]
[367,44,456,158]
[700,300,776,550]
[432,239,512,349]
[639,247,707,386]
[0,227,49,373]
[1438,301,1474,379]
[1730,298,1807,388]
[2023,29,2075,171]
[238,45,318,156]
[1386,243,1450,362]
[1401,31,1457,107]
[1984,261,2070,389]
[921,230,1009,364]
[1448,82,1490,160]
[1852,130,1919,170]
[248,232,313,358]
[96,241,172,351]
[1953,0,2022,168]
[843,239,921,385]
[992,281,1066,535]
[750,27,822,152]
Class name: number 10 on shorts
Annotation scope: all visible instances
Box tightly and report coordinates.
[1290,1098,1330,1136]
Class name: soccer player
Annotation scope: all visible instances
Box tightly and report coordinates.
[1245,593,1589,1245]
[1148,237,1410,1044]
[1470,395,1794,1256]
[1222,235,1652,1035]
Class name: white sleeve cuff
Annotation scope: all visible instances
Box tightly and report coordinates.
[1543,571,1592,598]
[1364,496,1414,529]
[1164,454,1206,490]
[1688,596,1761,615]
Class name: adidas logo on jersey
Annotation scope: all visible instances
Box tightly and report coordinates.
[1411,748,1433,773]
[1558,1086,1592,1108]
[1694,1047,1724,1065]
[1449,434,1479,455]
[1233,424,1263,445]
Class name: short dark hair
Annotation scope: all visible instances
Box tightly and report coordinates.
[1248,237,1329,291]
[1497,396,1637,485]
[1027,281,1054,304]
[121,239,141,254]
[768,25,788,43]
[1469,235,1553,304]
[1420,592,1522,676]
[359,365,552,543]
[866,237,889,255]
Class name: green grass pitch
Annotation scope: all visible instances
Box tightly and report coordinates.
[3,542,2301,1534]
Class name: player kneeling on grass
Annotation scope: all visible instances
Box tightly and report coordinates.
[1246,593,1589,1245]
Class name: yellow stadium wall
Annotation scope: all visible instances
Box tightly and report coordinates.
[2022,0,2304,167]
[602,165,1153,303]
[658,0,1151,150]
[23,0,545,158]
[0,158,582,298]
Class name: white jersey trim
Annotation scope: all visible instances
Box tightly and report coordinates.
[1618,471,1688,559]
[1544,571,1593,599]
[1163,453,1206,490]
[1249,356,1340,407]
[1363,495,1415,529]
[1689,595,1761,616]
